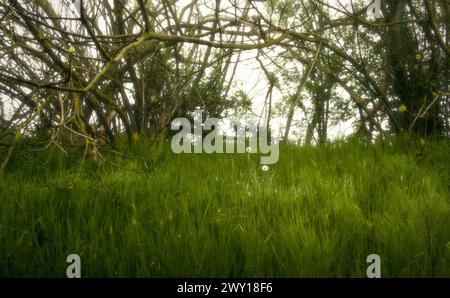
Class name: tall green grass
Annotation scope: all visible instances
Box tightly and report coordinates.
[0,137,449,277]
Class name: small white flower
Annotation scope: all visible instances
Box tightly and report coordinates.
[261,165,269,171]
[246,147,252,153]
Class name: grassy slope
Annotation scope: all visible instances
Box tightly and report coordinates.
[0,138,449,277]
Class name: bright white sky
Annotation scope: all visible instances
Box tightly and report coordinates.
[219,0,370,141]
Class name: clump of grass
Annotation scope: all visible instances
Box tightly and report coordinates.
[0,137,448,277]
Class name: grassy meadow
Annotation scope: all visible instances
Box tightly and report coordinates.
[0,137,449,277]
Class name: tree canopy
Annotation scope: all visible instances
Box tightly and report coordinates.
[0,0,448,151]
